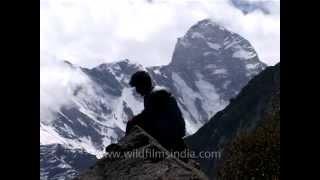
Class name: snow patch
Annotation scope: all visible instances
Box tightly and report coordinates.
[179,38,191,47]
[120,87,143,115]
[213,69,227,75]
[224,39,241,49]
[191,32,205,39]
[205,64,217,69]
[113,64,121,71]
[207,42,221,50]
[171,72,228,134]
[153,69,161,75]
[203,52,212,56]
[246,63,260,70]
[232,49,256,59]
[172,73,202,134]
[195,73,228,116]
[184,117,202,135]
[77,118,88,127]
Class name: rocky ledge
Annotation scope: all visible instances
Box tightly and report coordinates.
[75,126,208,180]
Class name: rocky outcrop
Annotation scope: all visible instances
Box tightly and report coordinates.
[76,126,208,180]
[185,63,280,179]
[216,104,280,179]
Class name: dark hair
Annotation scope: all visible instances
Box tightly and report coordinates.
[129,71,153,89]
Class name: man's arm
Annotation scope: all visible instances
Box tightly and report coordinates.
[125,111,146,135]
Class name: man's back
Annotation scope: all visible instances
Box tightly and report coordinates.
[126,88,186,151]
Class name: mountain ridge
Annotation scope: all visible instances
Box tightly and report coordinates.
[185,63,280,179]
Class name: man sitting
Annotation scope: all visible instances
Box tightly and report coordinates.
[126,71,186,152]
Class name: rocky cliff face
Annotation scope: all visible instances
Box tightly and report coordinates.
[76,126,208,180]
[185,63,280,179]
[216,101,280,179]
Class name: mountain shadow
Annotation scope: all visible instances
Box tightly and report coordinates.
[185,63,280,179]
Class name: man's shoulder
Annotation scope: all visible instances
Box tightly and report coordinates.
[150,87,172,97]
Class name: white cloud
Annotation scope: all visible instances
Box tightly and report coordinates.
[41,0,280,67]
[208,1,280,65]
[40,52,92,122]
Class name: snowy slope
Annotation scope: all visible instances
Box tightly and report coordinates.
[41,60,145,157]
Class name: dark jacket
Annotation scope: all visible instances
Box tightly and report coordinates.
[126,88,186,151]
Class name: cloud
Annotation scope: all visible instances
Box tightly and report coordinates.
[40,0,280,68]
[206,0,280,65]
[40,52,92,122]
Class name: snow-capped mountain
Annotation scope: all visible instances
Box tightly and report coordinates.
[40,19,266,179]
[149,19,265,132]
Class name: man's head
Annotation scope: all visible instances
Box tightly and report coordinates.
[129,71,153,96]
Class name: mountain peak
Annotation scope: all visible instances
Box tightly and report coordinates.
[171,19,265,72]
[94,59,143,72]
[184,19,226,39]
[191,19,222,30]
[63,60,78,69]
[113,58,130,65]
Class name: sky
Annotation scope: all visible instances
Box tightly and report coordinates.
[40,0,280,68]
[40,0,280,122]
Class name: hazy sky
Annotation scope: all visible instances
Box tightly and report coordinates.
[40,0,280,68]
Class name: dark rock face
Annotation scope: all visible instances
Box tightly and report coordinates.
[185,63,280,179]
[76,126,208,180]
[40,144,97,180]
[216,103,280,179]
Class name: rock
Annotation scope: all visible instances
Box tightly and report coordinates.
[76,126,208,180]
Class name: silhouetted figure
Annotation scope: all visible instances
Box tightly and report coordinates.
[126,71,186,152]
